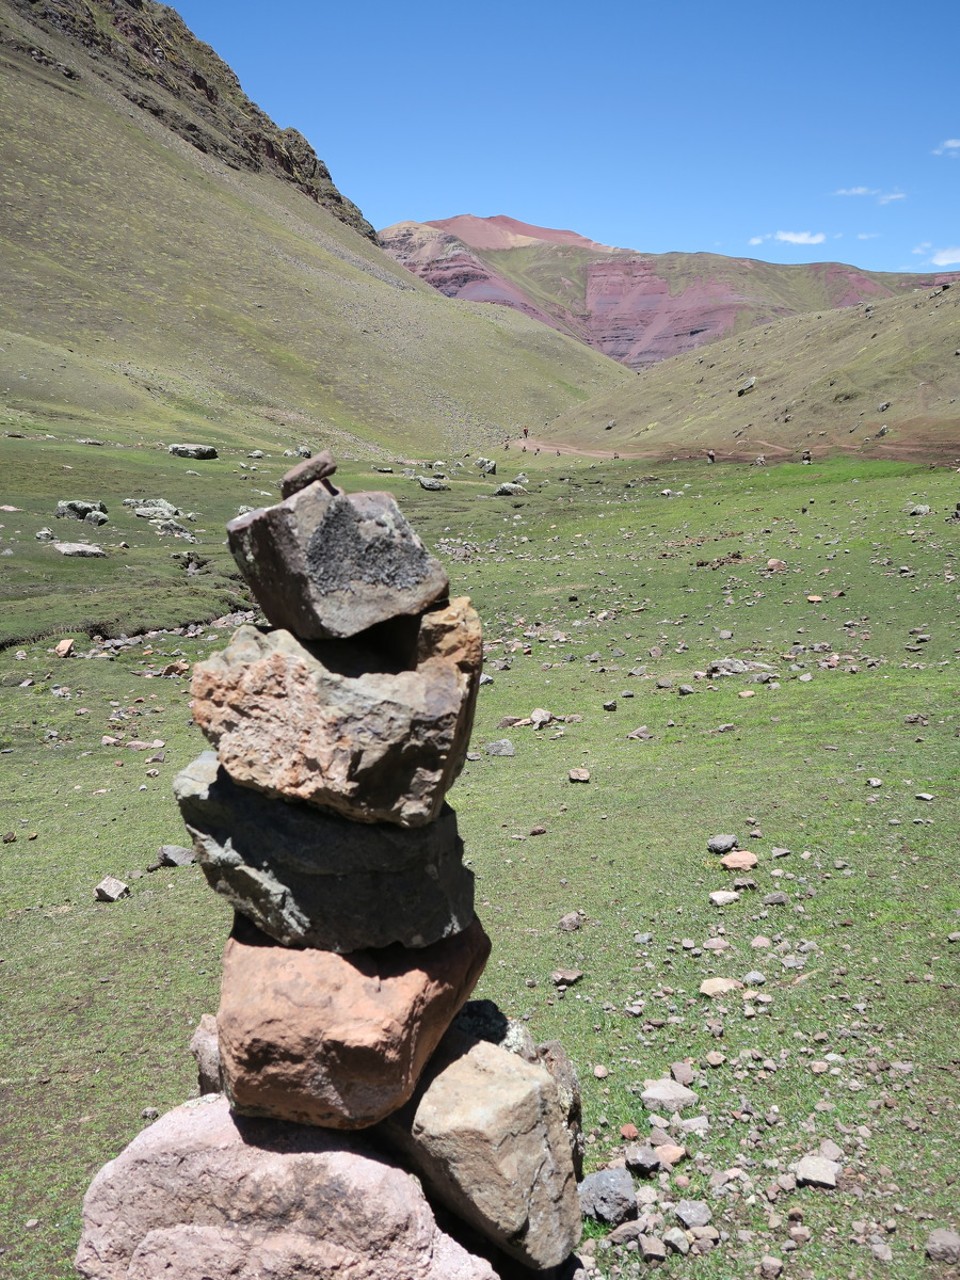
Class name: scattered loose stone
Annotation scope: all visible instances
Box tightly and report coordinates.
[578,1167,637,1226]
[568,768,591,782]
[707,834,739,854]
[640,1235,667,1262]
[794,1155,840,1188]
[663,1227,690,1255]
[640,1078,698,1112]
[700,977,743,998]
[485,739,516,757]
[54,542,105,557]
[926,1229,960,1264]
[168,443,217,459]
[721,849,758,870]
[156,844,195,868]
[94,876,129,902]
[675,1199,712,1229]
[709,890,740,906]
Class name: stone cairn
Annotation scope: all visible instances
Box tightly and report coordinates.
[76,454,582,1280]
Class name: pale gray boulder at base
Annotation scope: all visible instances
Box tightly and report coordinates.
[74,1094,496,1280]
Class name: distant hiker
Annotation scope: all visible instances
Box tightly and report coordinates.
[706,449,716,463]
[801,448,812,464]
[523,427,529,439]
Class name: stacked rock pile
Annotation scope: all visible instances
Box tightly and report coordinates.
[76,456,582,1279]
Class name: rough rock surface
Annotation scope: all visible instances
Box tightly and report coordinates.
[379,1031,581,1269]
[191,607,480,826]
[578,1167,637,1225]
[227,486,448,639]
[168,443,217,459]
[218,916,491,1129]
[188,1014,221,1094]
[75,1094,496,1280]
[175,752,474,950]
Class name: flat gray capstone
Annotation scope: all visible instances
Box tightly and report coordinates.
[174,752,474,951]
[227,485,449,639]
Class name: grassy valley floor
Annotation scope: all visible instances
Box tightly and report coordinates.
[1,445,958,1278]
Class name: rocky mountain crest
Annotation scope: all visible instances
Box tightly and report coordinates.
[1,0,375,238]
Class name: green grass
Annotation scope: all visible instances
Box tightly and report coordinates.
[1,453,958,1278]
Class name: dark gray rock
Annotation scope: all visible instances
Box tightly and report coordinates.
[227,486,448,639]
[168,443,218,459]
[157,844,195,868]
[926,1229,960,1264]
[55,499,107,521]
[484,739,515,757]
[174,752,474,951]
[578,1167,637,1226]
[625,1143,661,1177]
[707,834,738,854]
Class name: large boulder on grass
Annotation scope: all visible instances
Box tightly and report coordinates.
[75,1094,496,1280]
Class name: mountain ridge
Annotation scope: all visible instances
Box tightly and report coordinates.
[379,214,960,371]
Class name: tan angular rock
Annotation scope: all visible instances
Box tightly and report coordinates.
[720,849,758,870]
[218,916,490,1129]
[192,604,481,825]
[379,1031,582,1270]
[227,486,449,639]
[75,1094,496,1280]
[699,976,744,998]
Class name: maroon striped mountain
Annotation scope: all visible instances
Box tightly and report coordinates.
[380,215,959,371]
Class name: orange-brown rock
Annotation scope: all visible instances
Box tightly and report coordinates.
[218,916,491,1129]
[191,599,481,826]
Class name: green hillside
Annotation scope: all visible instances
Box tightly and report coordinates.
[0,0,630,459]
[548,284,960,460]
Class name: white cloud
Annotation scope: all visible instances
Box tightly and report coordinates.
[775,230,826,245]
[748,235,768,246]
[835,186,906,204]
[857,232,880,240]
[933,139,960,157]
[931,247,960,266]
[912,241,932,255]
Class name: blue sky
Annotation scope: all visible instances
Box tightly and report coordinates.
[173,0,958,274]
